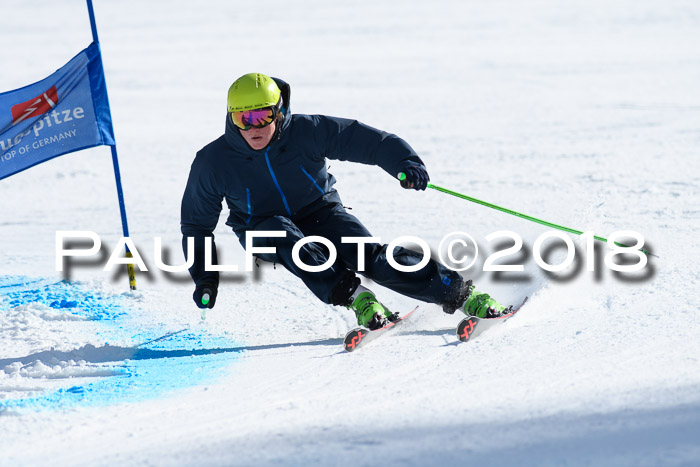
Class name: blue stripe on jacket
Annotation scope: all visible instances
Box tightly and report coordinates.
[264,146,292,216]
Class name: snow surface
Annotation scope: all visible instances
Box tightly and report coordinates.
[1,0,699,465]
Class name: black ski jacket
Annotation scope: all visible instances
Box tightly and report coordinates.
[181,78,426,286]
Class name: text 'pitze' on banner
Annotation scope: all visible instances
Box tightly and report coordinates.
[0,42,115,180]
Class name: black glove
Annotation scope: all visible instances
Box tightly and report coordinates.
[193,282,218,309]
[400,165,430,191]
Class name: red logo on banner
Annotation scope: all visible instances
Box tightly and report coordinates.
[11,86,59,125]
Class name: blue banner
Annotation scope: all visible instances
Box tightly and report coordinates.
[0,42,115,180]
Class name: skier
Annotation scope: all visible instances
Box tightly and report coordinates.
[181,73,512,330]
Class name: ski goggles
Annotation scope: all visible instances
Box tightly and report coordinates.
[230,106,277,130]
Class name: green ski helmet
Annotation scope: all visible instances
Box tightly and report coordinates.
[227,73,281,112]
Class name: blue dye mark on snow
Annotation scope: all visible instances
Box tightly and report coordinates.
[0,276,240,412]
[1,277,125,321]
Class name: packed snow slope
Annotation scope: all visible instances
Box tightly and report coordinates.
[1,0,699,465]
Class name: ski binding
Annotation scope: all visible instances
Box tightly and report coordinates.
[343,306,419,352]
[456,296,529,343]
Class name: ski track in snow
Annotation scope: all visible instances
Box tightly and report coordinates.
[0,277,239,411]
[2,0,700,465]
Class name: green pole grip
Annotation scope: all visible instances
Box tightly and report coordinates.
[397,172,412,189]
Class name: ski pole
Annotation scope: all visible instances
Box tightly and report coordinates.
[397,173,651,256]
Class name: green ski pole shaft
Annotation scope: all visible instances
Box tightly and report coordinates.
[397,173,649,255]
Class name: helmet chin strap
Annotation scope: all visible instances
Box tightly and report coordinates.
[269,95,285,143]
[271,112,284,142]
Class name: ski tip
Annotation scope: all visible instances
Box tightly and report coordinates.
[342,305,420,352]
[343,328,368,352]
[456,316,479,342]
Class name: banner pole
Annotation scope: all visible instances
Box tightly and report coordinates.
[86,0,137,290]
[110,145,137,289]
[86,0,100,43]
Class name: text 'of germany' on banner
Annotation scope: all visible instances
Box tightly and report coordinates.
[0,42,115,180]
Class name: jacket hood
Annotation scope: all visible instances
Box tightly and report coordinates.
[223,77,292,155]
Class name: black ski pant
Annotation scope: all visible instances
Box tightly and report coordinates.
[236,201,463,306]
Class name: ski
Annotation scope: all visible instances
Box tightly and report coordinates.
[343,306,419,352]
[456,296,529,343]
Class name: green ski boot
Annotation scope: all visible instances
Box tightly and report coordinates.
[348,286,397,330]
[462,284,513,318]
